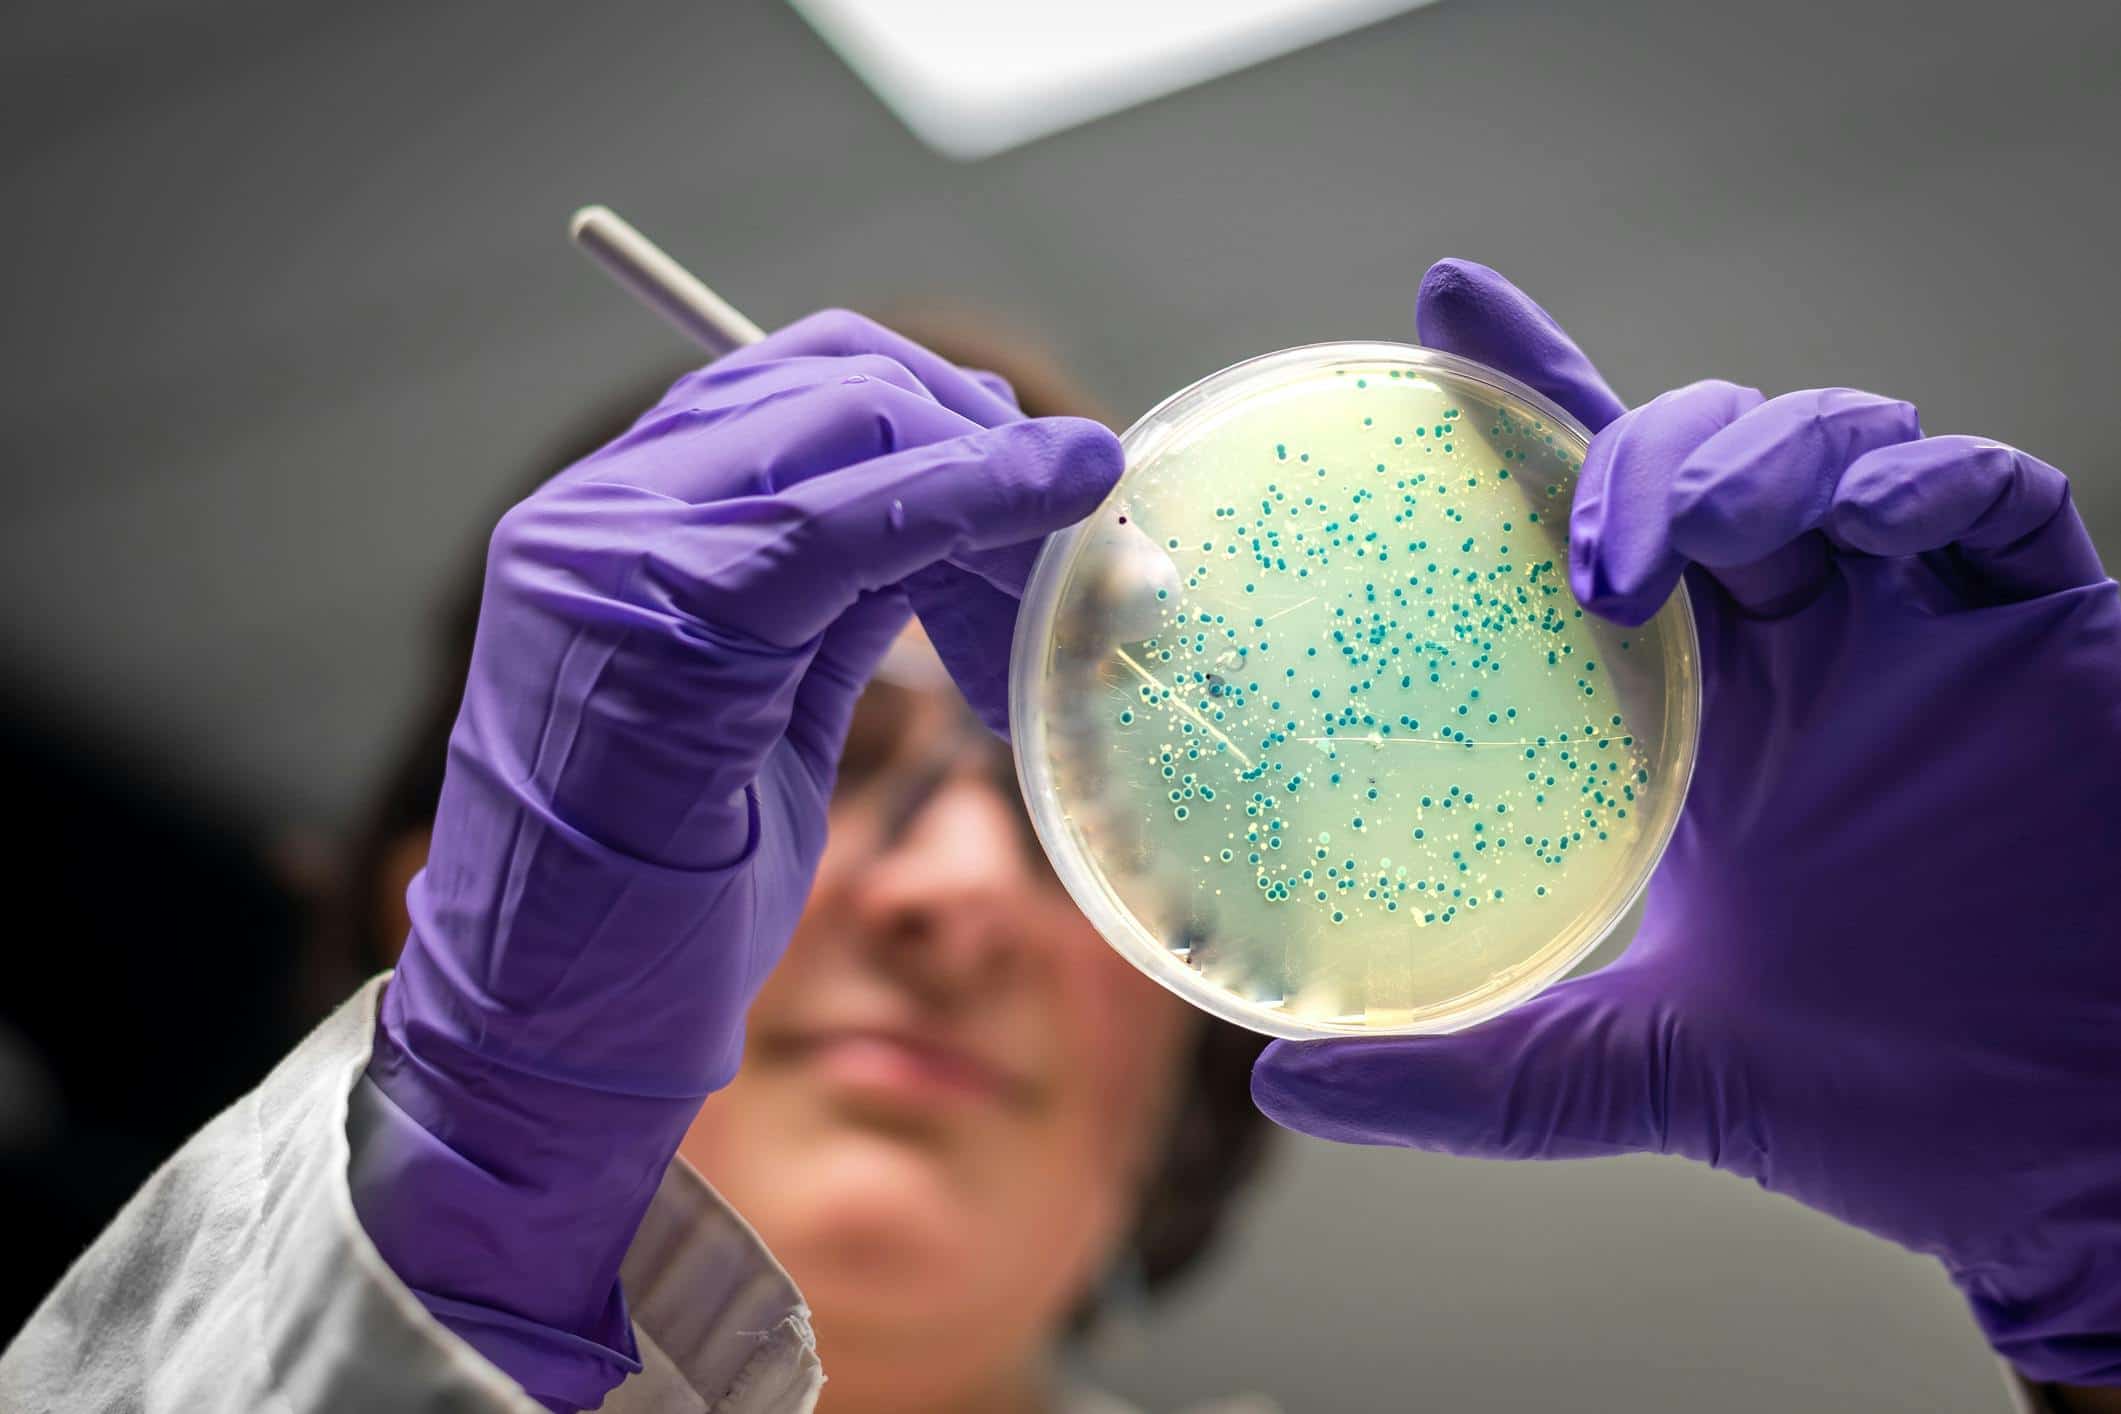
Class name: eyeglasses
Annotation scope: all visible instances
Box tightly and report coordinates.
[832,678,1050,874]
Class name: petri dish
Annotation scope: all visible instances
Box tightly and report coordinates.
[1010,343,1699,1039]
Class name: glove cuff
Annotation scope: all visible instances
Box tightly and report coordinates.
[348,1070,652,1410]
[1957,1245,2121,1386]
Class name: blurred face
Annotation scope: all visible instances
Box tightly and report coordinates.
[678,678,1199,1407]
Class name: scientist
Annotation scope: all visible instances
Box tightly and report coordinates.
[2,262,2117,1413]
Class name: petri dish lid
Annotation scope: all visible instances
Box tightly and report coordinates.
[1010,343,1700,1039]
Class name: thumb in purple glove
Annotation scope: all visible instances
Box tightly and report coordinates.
[1254,260,2121,1386]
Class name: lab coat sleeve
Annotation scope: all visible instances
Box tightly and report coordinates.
[0,975,823,1414]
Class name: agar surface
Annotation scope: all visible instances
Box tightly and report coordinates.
[1038,364,1679,1026]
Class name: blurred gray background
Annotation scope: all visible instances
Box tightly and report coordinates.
[5,1,2115,1408]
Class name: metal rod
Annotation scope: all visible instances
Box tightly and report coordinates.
[568,204,765,356]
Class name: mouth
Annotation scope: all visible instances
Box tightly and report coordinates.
[763,1027,1041,1114]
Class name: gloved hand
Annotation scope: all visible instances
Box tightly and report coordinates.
[350,311,1121,1411]
[1252,261,2121,1385]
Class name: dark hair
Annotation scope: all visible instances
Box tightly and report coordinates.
[342,316,1272,1311]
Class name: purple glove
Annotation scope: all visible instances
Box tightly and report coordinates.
[1253,261,2121,1385]
[349,311,1121,1411]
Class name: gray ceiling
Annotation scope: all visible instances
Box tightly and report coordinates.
[7,0,2116,833]
[5,2,2114,1407]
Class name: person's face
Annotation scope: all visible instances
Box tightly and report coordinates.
[678,677,1199,1391]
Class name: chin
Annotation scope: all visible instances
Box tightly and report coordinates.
[758,1130,982,1282]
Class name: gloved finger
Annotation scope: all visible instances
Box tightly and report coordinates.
[1415,258,1628,433]
[943,537,1044,599]
[905,563,1023,737]
[707,308,1024,429]
[1668,388,1922,616]
[786,588,915,779]
[605,369,987,503]
[677,349,940,412]
[1250,968,1680,1161]
[659,363,1082,605]
[909,461,1128,737]
[1570,380,1763,626]
[690,417,1124,648]
[1828,435,2107,602]
[963,366,1023,414]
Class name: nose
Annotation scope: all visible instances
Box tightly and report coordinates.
[849,776,1044,1007]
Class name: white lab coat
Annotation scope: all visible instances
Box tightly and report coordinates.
[0,977,2057,1413]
